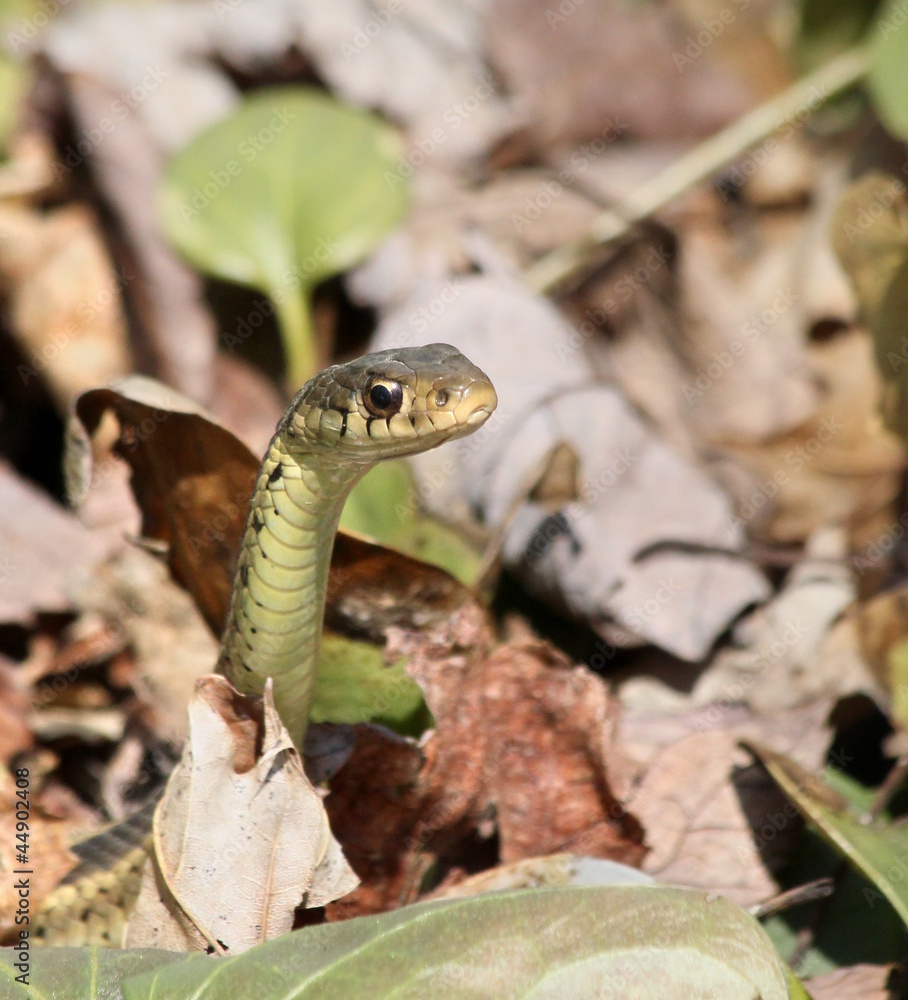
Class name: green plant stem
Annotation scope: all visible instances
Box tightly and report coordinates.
[525,44,871,294]
[275,285,317,391]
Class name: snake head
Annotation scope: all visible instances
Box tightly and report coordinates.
[285,343,498,463]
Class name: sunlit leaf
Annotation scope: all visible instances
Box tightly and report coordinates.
[7,887,792,999]
[749,743,908,930]
[314,635,430,736]
[867,1,908,141]
[159,87,408,385]
[342,460,483,586]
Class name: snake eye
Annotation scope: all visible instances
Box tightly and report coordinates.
[364,378,403,418]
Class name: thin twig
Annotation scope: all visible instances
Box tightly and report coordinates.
[525,45,870,294]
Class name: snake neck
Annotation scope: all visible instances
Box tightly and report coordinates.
[216,434,365,751]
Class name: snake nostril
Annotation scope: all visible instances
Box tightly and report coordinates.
[435,389,449,407]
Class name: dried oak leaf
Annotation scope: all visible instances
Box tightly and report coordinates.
[126,677,357,952]
[486,0,774,150]
[0,459,109,626]
[67,376,256,634]
[622,698,831,909]
[0,202,133,412]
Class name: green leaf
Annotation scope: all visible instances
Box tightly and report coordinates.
[0,946,182,999]
[752,745,908,931]
[12,887,793,999]
[159,87,408,386]
[312,633,431,736]
[764,826,908,976]
[341,460,483,585]
[0,57,26,153]
[785,968,813,1000]
[867,1,908,140]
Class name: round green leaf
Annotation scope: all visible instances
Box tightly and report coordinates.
[12,887,793,999]
[868,1,908,141]
[159,87,408,384]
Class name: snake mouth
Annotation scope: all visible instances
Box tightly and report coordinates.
[455,381,498,429]
[466,405,494,426]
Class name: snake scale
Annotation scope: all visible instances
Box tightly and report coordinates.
[32,344,497,946]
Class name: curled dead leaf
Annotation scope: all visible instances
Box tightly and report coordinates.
[126,677,358,952]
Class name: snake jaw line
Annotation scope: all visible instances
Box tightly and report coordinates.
[216,344,496,752]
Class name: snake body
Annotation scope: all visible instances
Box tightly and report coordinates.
[33,343,496,944]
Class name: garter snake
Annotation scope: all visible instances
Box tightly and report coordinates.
[32,343,497,946]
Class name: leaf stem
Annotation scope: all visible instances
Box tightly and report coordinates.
[525,44,871,293]
[274,284,318,392]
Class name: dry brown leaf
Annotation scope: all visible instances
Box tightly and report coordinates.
[718,328,904,543]
[67,376,262,633]
[665,528,864,715]
[486,0,774,151]
[126,677,358,951]
[326,638,645,918]
[623,699,831,908]
[0,460,109,626]
[0,202,133,411]
[74,547,218,743]
[677,211,819,444]
[832,172,908,327]
[295,0,516,167]
[467,643,645,861]
[629,730,783,905]
[0,660,33,764]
